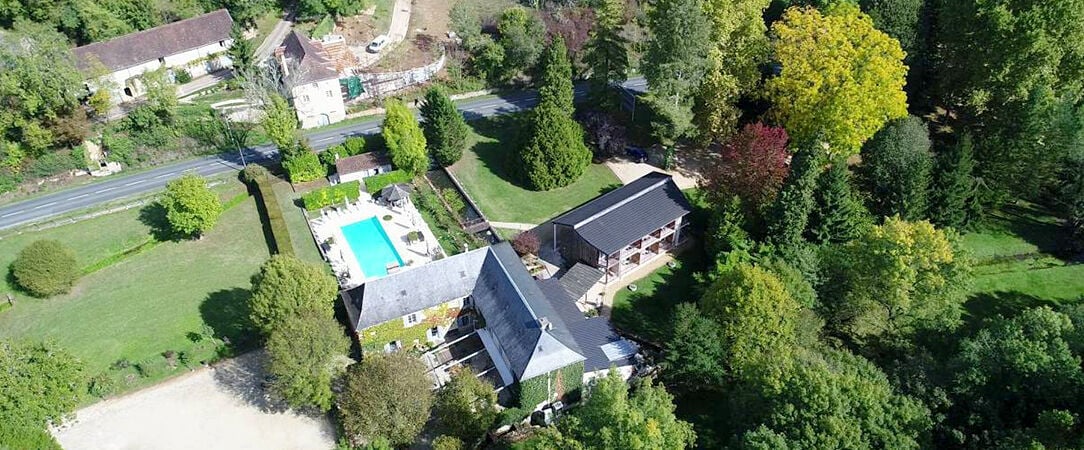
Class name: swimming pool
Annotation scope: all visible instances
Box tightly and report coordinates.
[340,217,405,279]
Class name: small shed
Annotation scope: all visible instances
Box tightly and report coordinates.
[333,152,393,184]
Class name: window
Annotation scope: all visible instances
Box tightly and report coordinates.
[301,95,310,102]
[405,313,419,326]
[429,327,439,338]
[158,57,165,64]
[219,40,225,47]
[326,90,333,97]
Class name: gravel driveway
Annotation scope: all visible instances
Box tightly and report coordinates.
[52,351,336,450]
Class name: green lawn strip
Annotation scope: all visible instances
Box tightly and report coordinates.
[971,263,1084,303]
[610,250,709,344]
[0,181,268,399]
[80,192,249,275]
[271,181,324,265]
[448,116,622,224]
[412,179,485,255]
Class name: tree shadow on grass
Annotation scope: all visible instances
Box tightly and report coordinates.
[988,203,1068,257]
[469,114,529,188]
[610,248,708,345]
[961,290,1055,334]
[200,288,259,357]
[138,202,181,242]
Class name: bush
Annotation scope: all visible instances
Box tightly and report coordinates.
[26,149,81,178]
[240,164,271,184]
[511,231,540,255]
[284,151,325,183]
[301,181,362,210]
[343,136,367,155]
[11,240,79,297]
[255,179,295,255]
[495,407,528,428]
[0,422,62,450]
[174,69,192,84]
[364,169,413,194]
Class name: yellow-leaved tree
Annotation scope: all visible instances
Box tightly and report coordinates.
[766,4,908,157]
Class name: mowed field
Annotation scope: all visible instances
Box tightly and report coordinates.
[0,178,269,395]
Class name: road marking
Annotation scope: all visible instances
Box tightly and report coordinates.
[95,187,114,193]
[0,212,16,218]
[124,180,143,186]
[32,202,57,210]
[70,193,89,200]
[154,173,173,179]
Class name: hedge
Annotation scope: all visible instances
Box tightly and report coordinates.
[301,180,362,210]
[254,179,295,255]
[364,170,413,194]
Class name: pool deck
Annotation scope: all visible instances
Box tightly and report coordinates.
[309,197,442,288]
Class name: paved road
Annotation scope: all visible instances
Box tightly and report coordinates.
[0,77,647,231]
[354,0,411,68]
[255,17,295,63]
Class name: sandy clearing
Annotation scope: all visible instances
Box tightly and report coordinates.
[52,351,336,450]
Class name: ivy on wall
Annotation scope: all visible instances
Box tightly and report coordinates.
[518,362,586,409]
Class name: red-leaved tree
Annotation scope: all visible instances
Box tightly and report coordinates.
[702,123,790,214]
[511,231,541,256]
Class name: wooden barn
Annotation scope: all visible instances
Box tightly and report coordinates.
[551,172,692,283]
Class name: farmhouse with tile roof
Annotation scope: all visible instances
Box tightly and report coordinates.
[73,9,235,103]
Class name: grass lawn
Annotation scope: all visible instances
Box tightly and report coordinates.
[272,180,325,265]
[0,178,269,396]
[951,201,1084,323]
[449,115,623,224]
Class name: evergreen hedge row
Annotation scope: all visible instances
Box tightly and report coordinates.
[301,181,362,210]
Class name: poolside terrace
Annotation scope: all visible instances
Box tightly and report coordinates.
[309,194,442,288]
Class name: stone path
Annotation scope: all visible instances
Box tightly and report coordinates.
[489,221,538,231]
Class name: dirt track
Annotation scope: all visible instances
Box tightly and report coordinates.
[52,351,336,450]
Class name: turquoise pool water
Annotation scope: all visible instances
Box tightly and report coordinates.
[341,217,405,278]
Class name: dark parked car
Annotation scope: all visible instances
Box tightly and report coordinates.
[625,146,647,163]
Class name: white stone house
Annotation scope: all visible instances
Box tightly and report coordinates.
[275,31,347,129]
[73,9,234,103]
[332,152,394,184]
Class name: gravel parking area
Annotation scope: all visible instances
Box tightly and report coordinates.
[53,351,336,450]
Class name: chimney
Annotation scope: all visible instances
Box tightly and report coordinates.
[537,317,552,331]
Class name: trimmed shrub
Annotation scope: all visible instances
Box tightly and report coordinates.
[301,181,362,210]
[364,169,413,194]
[511,231,540,256]
[255,179,294,255]
[240,164,271,184]
[11,240,79,297]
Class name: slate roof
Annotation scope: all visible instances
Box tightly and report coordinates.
[475,244,584,380]
[552,172,692,255]
[539,276,638,373]
[567,317,639,372]
[72,10,233,72]
[335,152,391,175]
[278,31,339,84]
[558,263,603,301]
[342,247,490,330]
[342,243,590,381]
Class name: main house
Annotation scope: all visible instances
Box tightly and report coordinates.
[341,242,640,410]
[275,31,348,129]
[73,9,234,103]
[552,171,692,282]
